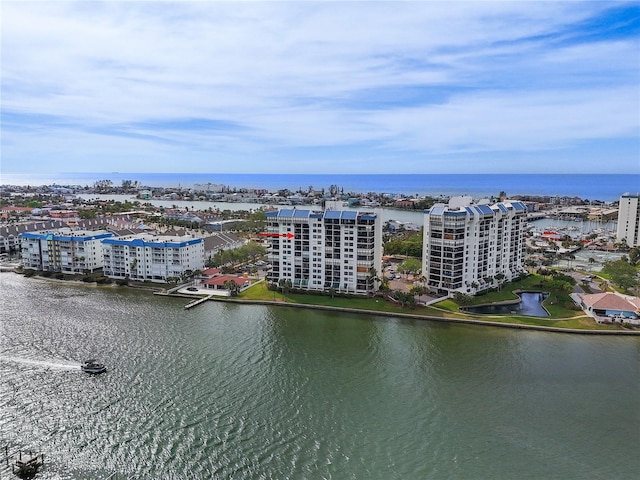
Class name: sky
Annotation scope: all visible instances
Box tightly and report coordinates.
[1,1,639,175]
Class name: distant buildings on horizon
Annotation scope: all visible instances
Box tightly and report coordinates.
[6,192,640,296]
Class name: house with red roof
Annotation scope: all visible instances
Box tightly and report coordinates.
[202,268,220,278]
[202,275,251,291]
[579,292,640,325]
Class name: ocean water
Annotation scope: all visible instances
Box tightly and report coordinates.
[1,274,639,479]
[2,173,638,202]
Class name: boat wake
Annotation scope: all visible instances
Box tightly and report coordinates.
[0,356,81,370]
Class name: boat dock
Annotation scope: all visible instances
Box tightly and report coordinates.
[184,294,213,309]
[1,446,44,478]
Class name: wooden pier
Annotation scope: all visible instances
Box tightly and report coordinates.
[2,446,44,479]
[184,294,213,309]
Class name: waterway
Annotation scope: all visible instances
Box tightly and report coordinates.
[1,274,639,479]
[77,194,426,224]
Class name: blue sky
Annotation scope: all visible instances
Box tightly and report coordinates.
[1,1,639,174]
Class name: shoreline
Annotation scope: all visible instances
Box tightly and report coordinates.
[5,270,638,335]
[159,287,640,337]
[2,173,636,203]
[0,269,640,336]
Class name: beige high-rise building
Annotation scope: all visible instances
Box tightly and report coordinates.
[265,209,382,295]
[616,193,640,247]
[422,196,527,296]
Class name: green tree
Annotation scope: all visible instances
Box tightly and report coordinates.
[378,276,391,293]
[94,179,113,192]
[453,291,474,305]
[383,231,423,257]
[397,258,422,277]
[409,284,426,297]
[602,259,639,292]
[78,210,97,219]
[393,290,416,308]
[366,268,379,294]
[223,279,240,297]
[278,278,292,299]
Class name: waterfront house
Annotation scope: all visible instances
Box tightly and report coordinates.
[579,292,640,325]
[202,268,220,278]
[202,274,251,292]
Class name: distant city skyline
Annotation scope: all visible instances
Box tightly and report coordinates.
[2,1,638,175]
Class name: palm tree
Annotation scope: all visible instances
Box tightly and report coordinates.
[223,280,239,297]
[278,278,292,300]
[366,268,379,294]
[378,276,391,293]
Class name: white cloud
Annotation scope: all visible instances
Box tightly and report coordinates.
[1,1,638,173]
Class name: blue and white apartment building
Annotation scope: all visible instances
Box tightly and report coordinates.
[20,228,115,274]
[422,196,527,296]
[265,209,382,295]
[102,233,204,282]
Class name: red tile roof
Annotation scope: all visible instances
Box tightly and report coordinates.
[203,275,250,287]
[581,292,640,312]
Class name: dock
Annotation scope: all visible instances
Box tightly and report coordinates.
[184,294,213,309]
[2,446,44,479]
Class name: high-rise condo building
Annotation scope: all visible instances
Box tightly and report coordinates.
[616,193,640,247]
[422,196,527,296]
[264,209,382,295]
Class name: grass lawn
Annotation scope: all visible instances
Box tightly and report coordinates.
[237,279,632,331]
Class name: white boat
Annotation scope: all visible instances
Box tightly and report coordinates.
[81,359,107,374]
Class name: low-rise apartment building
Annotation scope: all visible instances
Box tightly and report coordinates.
[422,196,527,296]
[20,228,114,273]
[3,218,111,256]
[102,233,204,282]
[264,209,382,295]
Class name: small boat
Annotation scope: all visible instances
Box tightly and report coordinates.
[81,359,107,374]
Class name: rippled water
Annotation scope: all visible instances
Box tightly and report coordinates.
[1,274,639,479]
